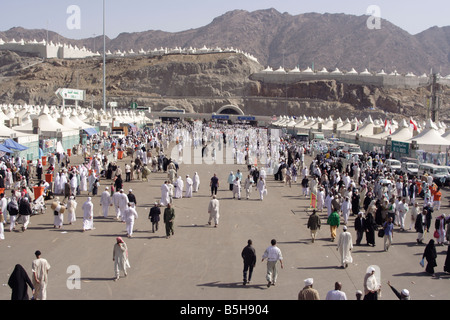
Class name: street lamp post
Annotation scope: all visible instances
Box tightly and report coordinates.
[103,0,106,112]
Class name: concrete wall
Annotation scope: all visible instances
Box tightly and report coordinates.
[250,71,447,89]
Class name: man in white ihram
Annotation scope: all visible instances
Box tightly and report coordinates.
[185,175,193,198]
[336,226,353,268]
[207,195,220,227]
[261,239,283,288]
[124,202,138,238]
[115,189,129,222]
[100,187,112,218]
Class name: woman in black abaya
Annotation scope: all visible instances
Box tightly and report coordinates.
[8,264,34,300]
[444,244,450,274]
[422,240,438,276]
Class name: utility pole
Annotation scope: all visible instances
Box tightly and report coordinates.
[103,0,106,112]
[430,73,438,122]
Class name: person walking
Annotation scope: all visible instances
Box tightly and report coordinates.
[415,208,426,245]
[192,172,200,193]
[256,176,266,201]
[422,239,437,277]
[7,195,19,232]
[232,177,241,200]
[383,217,394,251]
[364,211,377,247]
[354,211,365,245]
[227,171,235,191]
[124,202,138,238]
[113,237,130,281]
[307,209,321,243]
[325,282,347,300]
[82,197,94,232]
[66,196,77,225]
[163,203,175,239]
[185,175,193,198]
[18,197,32,232]
[298,278,320,300]
[148,202,161,233]
[8,264,34,300]
[444,244,450,274]
[241,239,256,285]
[127,189,137,206]
[100,187,112,218]
[337,226,353,268]
[207,195,220,227]
[261,239,283,288]
[31,250,51,300]
[210,173,219,196]
[327,210,341,242]
[244,175,253,200]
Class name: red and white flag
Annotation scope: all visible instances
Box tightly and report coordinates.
[384,119,390,132]
[409,118,418,131]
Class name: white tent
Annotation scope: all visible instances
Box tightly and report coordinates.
[406,119,450,152]
[348,116,376,137]
[388,119,414,142]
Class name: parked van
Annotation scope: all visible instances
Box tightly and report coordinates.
[384,159,402,173]
[343,143,363,157]
[401,162,419,178]
[419,163,449,186]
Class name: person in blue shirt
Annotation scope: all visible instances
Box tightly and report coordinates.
[383,217,394,251]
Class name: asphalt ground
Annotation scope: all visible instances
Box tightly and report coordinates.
[0,144,449,301]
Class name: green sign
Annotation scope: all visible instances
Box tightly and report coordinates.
[130,102,138,109]
[392,140,409,155]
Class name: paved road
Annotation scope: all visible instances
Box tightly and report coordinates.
[0,147,449,301]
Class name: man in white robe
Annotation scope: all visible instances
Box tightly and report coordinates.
[317,188,325,212]
[80,167,88,192]
[192,172,200,192]
[233,177,241,200]
[174,176,184,199]
[185,175,193,198]
[341,197,352,225]
[100,187,112,218]
[124,203,138,238]
[70,174,78,197]
[112,190,123,220]
[244,175,253,200]
[117,189,129,222]
[256,177,266,201]
[82,197,94,231]
[160,181,170,206]
[207,195,220,227]
[66,196,77,224]
[336,226,353,268]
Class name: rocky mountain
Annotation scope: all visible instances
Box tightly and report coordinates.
[2,9,450,75]
[1,49,446,121]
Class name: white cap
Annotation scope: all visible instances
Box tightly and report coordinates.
[304,278,313,286]
[343,226,347,231]
[401,289,410,297]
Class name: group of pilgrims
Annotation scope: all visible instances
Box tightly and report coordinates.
[294,146,450,251]
[1,119,449,273]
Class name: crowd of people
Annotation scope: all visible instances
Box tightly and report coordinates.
[2,119,450,300]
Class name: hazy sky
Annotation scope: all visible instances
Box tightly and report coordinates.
[0,0,448,39]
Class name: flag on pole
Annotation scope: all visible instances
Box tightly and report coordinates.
[410,118,418,131]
